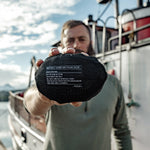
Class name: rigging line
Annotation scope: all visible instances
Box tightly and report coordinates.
[97,0,113,21]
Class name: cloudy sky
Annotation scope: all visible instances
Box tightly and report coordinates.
[0,0,142,89]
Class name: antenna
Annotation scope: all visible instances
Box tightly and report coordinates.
[28,56,37,88]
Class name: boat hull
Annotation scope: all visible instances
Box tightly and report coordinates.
[8,92,45,150]
[98,42,150,150]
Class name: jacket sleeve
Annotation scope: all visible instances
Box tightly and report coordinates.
[113,79,133,150]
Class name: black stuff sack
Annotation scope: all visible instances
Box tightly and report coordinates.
[35,53,107,104]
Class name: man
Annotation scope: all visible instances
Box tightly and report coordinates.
[24,20,132,150]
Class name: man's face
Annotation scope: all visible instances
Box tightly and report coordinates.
[62,25,91,53]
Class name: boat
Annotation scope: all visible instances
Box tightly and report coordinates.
[8,0,150,150]
[8,56,46,150]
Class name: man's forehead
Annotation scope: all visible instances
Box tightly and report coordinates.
[64,24,89,33]
[63,28,89,38]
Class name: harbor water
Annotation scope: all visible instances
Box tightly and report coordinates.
[0,102,13,150]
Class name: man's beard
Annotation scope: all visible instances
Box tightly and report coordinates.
[75,49,85,54]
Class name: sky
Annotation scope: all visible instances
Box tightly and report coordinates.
[0,0,146,89]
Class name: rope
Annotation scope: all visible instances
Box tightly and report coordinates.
[97,0,113,21]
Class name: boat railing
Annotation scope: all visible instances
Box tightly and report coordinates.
[95,8,150,58]
[92,18,105,54]
[102,16,118,56]
[108,23,150,50]
[94,7,150,82]
[9,91,46,134]
[107,9,137,54]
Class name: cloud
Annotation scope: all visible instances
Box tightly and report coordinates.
[0,51,15,59]
[23,21,59,35]
[0,48,49,60]
[39,49,49,54]
[0,0,79,50]
[0,25,58,49]
[0,0,80,87]
[16,49,38,55]
[0,62,29,88]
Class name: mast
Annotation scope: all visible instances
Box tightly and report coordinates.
[137,0,143,7]
[114,0,119,28]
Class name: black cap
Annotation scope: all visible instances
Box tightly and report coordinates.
[35,53,107,103]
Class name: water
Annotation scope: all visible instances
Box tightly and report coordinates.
[0,102,13,150]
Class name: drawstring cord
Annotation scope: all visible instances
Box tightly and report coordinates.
[84,101,88,112]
